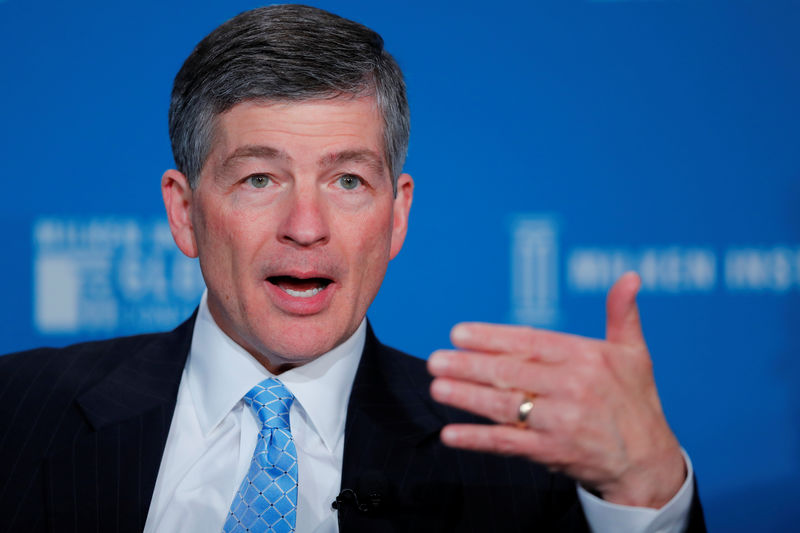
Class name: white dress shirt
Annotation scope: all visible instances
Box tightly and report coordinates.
[144,292,694,532]
[144,292,364,533]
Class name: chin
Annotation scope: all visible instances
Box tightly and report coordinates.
[252,327,345,367]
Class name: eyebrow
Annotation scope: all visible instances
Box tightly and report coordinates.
[317,149,387,175]
[221,145,291,169]
[220,145,386,175]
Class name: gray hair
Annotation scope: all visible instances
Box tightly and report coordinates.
[168,4,409,193]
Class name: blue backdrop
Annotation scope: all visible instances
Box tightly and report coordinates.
[2,1,798,530]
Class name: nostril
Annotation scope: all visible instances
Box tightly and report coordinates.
[279,232,329,247]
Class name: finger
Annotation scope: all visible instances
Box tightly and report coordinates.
[439,424,557,464]
[450,323,588,360]
[430,377,552,429]
[427,350,557,394]
[605,271,645,346]
[430,378,522,424]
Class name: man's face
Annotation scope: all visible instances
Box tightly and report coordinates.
[162,96,413,372]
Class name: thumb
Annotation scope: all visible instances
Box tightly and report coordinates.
[605,271,645,346]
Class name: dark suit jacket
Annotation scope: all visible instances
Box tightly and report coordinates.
[0,316,706,532]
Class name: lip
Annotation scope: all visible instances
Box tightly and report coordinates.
[264,274,337,316]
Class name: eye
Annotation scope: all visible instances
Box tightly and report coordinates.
[338,174,362,190]
[247,174,272,189]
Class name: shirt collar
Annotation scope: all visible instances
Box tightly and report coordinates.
[187,291,365,452]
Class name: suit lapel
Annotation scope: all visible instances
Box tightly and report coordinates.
[339,324,464,532]
[44,314,195,533]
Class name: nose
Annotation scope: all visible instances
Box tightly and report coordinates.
[277,185,330,248]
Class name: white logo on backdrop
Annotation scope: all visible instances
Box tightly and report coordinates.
[511,214,800,326]
[567,247,717,293]
[724,247,800,292]
[511,216,560,326]
[33,217,205,335]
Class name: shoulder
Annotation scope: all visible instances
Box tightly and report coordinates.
[0,319,194,407]
[373,340,432,385]
[362,326,434,395]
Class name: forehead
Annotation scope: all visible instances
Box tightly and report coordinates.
[208,97,386,162]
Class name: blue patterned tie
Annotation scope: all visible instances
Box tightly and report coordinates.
[223,378,298,533]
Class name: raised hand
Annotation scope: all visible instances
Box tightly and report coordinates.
[427,272,686,508]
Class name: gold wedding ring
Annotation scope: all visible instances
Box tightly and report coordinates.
[515,395,536,428]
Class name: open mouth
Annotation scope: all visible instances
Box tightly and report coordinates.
[267,276,333,298]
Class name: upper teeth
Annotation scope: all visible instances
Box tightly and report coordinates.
[283,286,323,298]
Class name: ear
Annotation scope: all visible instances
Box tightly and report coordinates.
[161,169,198,258]
[389,173,414,260]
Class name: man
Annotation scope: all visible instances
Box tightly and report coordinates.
[0,5,705,532]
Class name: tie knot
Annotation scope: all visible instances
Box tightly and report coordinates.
[243,377,294,430]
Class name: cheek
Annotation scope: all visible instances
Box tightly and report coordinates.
[193,204,249,285]
[350,210,394,285]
